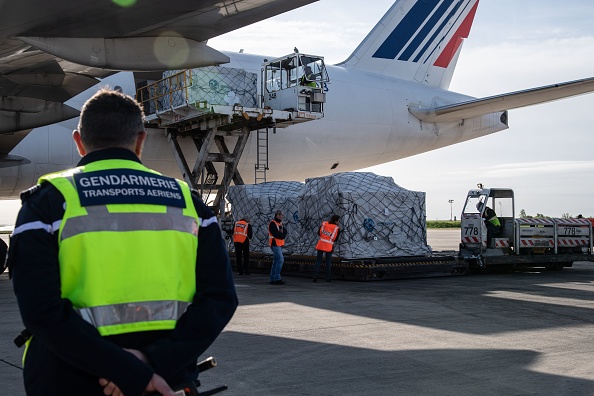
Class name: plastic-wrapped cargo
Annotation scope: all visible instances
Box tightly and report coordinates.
[162,66,257,109]
[227,182,304,254]
[299,172,430,259]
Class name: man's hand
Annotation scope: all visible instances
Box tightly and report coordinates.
[99,373,175,396]
[99,377,123,396]
[145,373,176,396]
[99,348,175,395]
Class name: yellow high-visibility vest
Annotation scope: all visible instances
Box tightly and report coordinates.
[39,159,199,336]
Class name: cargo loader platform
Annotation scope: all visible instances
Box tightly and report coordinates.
[136,52,329,215]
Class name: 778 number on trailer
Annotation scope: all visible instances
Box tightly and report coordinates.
[560,227,587,236]
[464,226,480,236]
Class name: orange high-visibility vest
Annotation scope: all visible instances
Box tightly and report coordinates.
[315,221,339,252]
[233,220,249,243]
[268,220,285,247]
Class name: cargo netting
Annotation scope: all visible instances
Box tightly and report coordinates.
[227,181,305,255]
[227,172,430,259]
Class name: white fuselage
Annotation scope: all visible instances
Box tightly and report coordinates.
[0,52,506,198]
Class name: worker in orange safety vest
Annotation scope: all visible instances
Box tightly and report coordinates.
[233,218,252,275]
[313,215,340,283]
[268,210,288,285]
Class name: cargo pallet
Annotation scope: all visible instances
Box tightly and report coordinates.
[230,252,467,281]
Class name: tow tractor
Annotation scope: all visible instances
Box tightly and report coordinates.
[459,184,594,271]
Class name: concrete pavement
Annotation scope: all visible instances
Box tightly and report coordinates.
[3,230,594,395]
[203,264,594,395]
[426,228,459,251]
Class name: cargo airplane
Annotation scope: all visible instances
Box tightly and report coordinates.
[1,0,594,198]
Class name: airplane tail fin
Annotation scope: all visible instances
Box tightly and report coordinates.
[338,0,479,89]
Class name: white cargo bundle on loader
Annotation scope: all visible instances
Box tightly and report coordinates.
[162,66,258,109]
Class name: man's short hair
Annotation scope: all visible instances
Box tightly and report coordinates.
[330,215,340,223]
[78,88,145,151]
[275,210,283,216]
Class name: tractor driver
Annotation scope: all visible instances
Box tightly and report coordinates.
[478,202,502,246]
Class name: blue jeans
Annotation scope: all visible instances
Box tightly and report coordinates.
[313,250,333,279]
[270,245,284,281]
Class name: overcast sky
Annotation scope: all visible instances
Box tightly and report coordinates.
[209,0,594,220]
[1,0,592,225]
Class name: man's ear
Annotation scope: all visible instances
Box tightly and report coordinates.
[72,130,86,157]
[134,131,148,158]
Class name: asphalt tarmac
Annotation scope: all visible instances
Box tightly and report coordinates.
[3,230,594,395]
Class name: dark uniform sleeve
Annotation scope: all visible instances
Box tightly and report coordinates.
[141,192,238,379]
[10,185,154,395]
[247,224,253,240]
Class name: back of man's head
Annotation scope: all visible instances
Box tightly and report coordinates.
[78,88,145,151]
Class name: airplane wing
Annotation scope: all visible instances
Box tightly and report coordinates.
[409,77,594,123]
[0,0,318,144]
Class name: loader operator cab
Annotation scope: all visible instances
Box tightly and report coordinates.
[262,53,328,114]
[460,185,515,258]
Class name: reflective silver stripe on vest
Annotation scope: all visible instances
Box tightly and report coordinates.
[77,300,191,328]
[61,206,198,240]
